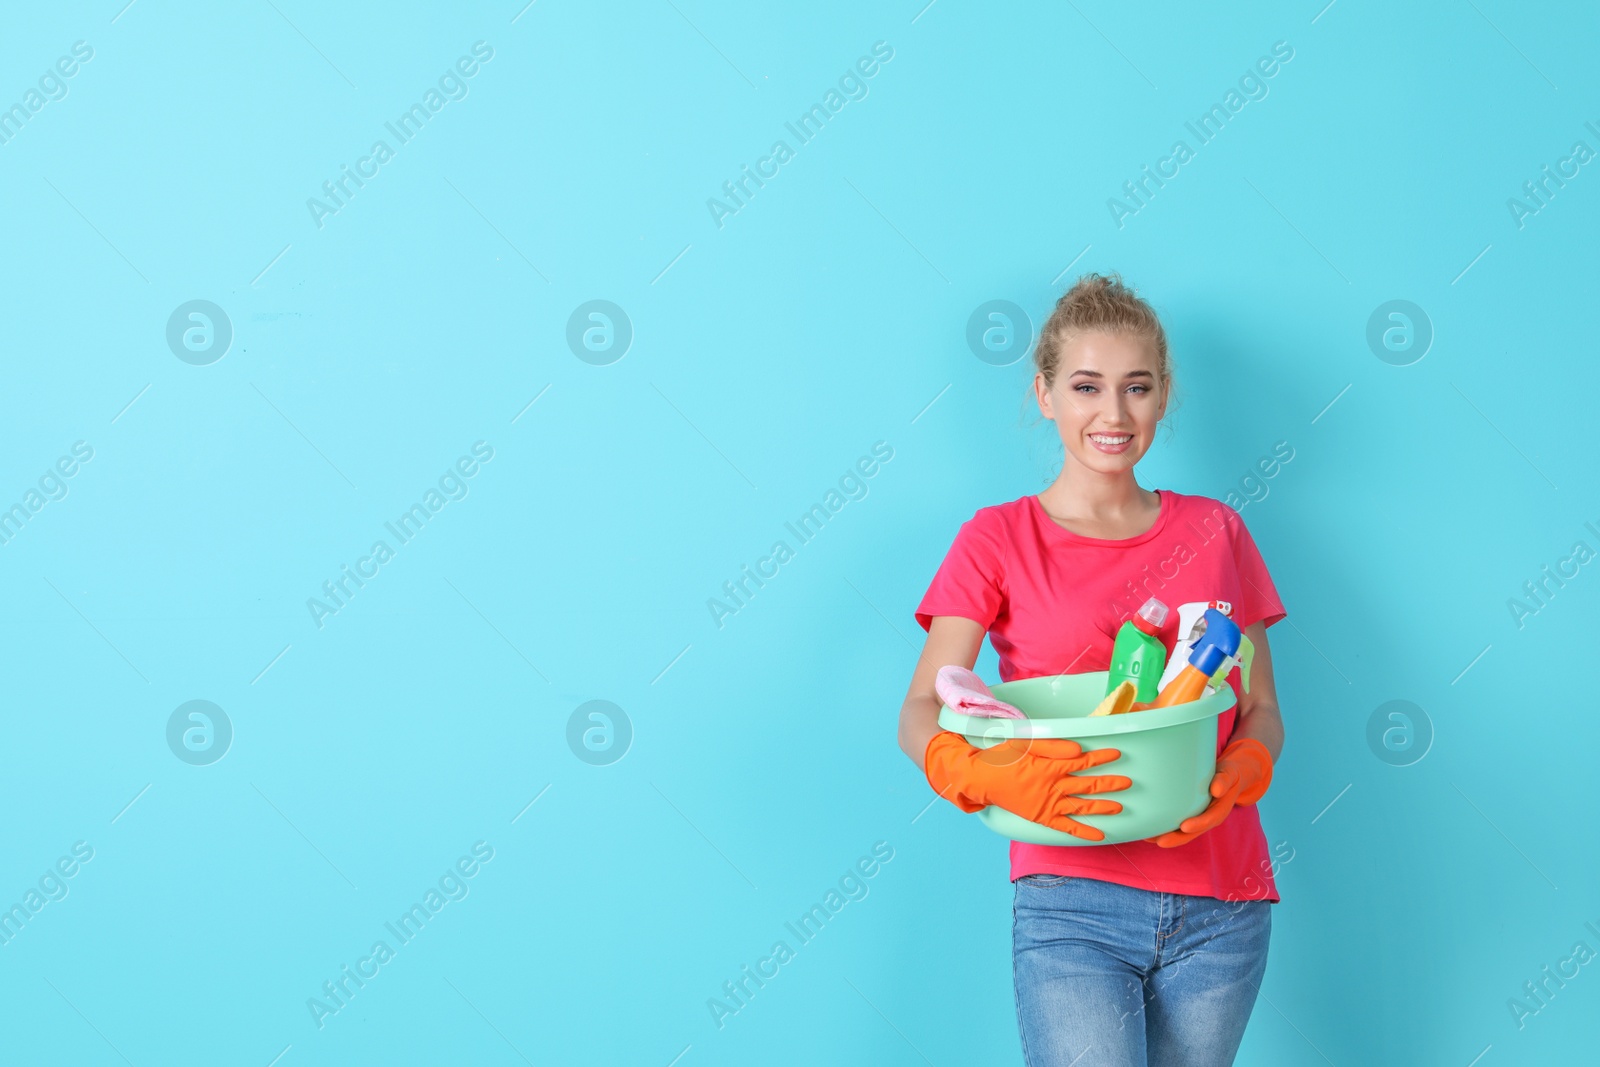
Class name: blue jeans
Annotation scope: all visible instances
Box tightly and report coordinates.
[1012,874,1271,1067]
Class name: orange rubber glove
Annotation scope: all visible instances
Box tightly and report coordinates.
[923,730,1131,842]
[1148,737,1273,848]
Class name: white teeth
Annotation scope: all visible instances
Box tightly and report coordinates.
[1090,434,1131,444]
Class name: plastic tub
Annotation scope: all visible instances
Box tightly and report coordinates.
[936,671,1234,846]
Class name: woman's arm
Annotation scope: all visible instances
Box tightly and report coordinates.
[1229,620,1284,762]
[897,615,987,771]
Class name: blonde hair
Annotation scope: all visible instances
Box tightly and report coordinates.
[1034,271,1172,395]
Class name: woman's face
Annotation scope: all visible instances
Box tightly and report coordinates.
[1034,330,1168,476]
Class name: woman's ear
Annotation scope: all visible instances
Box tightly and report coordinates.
[1034,372,1053,420]
[1155,378,1170,422]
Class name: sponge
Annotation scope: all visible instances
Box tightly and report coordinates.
[1087,679,1139,717]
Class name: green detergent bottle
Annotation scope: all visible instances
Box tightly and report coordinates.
[1106,597,1170,703]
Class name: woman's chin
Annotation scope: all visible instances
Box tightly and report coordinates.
[1065,447,1142,475]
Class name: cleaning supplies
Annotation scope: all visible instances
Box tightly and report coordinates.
[1155,600,1234,691]
[1087,679,1138,717]
[1154,599,1256,695]
[1149,608,1242,708]
[934,665,1026,719]
[1105,597,1170,703]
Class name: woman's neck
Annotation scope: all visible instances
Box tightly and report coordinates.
[1037,465,1158,527]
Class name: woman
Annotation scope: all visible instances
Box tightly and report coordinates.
[897,273,1287,1067]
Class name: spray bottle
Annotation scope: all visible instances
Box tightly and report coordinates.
[1156,600,1234,691]
[1149,608,1243,708]
[1106,597,1170,703]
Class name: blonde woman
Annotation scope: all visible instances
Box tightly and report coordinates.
[899,273,1287,1067]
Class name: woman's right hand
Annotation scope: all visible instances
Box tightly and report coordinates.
[923,731,1131,842]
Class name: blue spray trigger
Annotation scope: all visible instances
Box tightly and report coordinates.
[1186,609,1241,677]
[1199,608,1241,656]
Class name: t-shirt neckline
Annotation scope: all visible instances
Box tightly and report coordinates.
[1027,489,1172,548]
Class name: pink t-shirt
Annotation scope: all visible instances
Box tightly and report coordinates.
[915,489,1287,903]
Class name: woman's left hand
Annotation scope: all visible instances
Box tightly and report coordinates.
[1146,738,1274,848]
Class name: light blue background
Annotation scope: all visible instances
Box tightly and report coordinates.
[1,1,1596,1063]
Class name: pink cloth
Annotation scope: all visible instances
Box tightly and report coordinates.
[935,665,1026,719]
[916,490,1288,904]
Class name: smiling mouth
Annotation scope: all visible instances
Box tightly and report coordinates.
[1087,432,1134,455]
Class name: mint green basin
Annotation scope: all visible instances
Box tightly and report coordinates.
[936,671,1233,846]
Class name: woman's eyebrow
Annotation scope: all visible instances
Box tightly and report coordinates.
[1068,368,1153,379]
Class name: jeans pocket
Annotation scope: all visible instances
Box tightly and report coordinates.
[1017,873,1074,888]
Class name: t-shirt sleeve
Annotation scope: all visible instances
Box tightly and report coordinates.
[1226,507,1286,631]
[914,510,1007,632]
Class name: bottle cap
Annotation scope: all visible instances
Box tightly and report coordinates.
[1132,597,1169,634]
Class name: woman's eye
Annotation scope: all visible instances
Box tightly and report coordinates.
[1074,384,1097,394]
[1128,385,1148,394]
